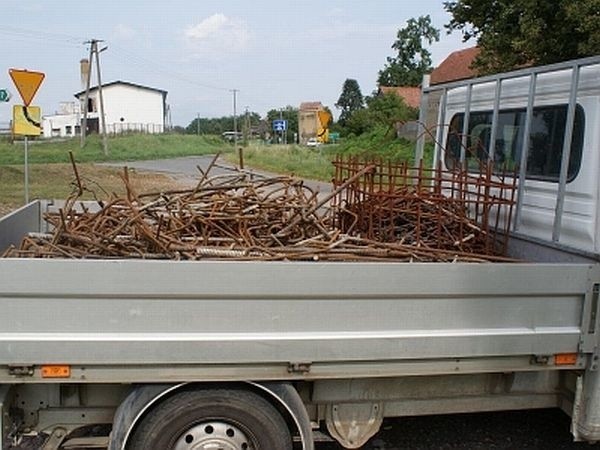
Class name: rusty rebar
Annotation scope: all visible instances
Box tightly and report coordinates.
[3,155,518,263]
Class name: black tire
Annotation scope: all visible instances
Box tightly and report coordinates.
[127,388,293,450]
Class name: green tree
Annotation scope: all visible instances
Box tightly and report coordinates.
[377,15,440,87]
[186,116,233,135]
[335,79,364,126]
[345,93,418,136]
[444,0,600,73]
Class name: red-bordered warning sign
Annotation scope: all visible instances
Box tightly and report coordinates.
[9,69,45,107]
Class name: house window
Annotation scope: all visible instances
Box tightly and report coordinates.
[87,98,97,113]
[65,126,72,136]
[74,125,81,135]
[445,104,585,182]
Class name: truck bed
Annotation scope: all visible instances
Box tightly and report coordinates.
[0,257,595,383]
[0,202,596,383]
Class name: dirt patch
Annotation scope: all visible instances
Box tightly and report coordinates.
[0,165,194,218]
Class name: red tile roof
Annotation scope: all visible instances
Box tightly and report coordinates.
[430,47,480,85]
[378,86,421,109]
[299,102,324,111]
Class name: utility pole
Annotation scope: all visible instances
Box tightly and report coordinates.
[81,39,109,156]
[243,106,250,146]
[95,42,108,156]
[279,108,285,145]
[80,43,93,148]
[231,89,239,149]
[197,113,200,136]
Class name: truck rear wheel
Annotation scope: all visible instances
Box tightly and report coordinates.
[127,388,293,450]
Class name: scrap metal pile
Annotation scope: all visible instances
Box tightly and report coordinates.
[2,155,518,262]
[330,156,518,258]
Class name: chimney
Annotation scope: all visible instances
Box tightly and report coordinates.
[80,59,90,90]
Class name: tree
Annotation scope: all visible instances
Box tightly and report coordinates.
[186,116,233,135]
[444,0,600,73]
[377,15,440,87]
[335,79,364,126]
[345,93,418,136]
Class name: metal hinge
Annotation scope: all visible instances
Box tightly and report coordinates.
[287,362,312,374]
[530,355,551,366]
[8,366,34,377]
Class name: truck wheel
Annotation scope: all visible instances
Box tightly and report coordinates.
[127,388,293,450]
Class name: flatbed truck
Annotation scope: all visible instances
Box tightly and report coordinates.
[1,55,600,449]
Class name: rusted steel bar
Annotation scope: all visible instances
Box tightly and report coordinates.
[4,154,517,262]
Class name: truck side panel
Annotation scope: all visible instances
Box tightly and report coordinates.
[0,202,42,253]
[0,260,594,376]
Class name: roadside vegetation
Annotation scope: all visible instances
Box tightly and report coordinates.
[225,128,432,182]
[0,134,226,213]
[0,163,193,216]
[0,134,228,165]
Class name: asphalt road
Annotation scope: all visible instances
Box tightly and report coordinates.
[100,156,597,450]
[100,155,331,196]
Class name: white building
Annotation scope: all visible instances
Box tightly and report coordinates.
[42,102,81,138]
[74,81,168,135]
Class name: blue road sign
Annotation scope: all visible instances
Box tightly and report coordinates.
[0,89,10,102]
[273,119,287,132]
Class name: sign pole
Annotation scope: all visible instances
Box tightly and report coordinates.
[24,136,29,204]
[8,68,45,203]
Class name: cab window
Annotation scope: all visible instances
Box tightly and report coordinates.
[445,104,585,182]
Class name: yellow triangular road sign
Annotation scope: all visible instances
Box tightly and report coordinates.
[9,69,45,107]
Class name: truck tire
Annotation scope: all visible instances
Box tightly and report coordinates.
[127,388,293,450]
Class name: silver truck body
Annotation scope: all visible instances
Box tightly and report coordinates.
[2,56,600,449]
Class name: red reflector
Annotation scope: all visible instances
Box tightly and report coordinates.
[555,353,578,366]
[41,365,71,378]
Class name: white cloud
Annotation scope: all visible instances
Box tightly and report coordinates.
[183,13,252,58]
[112,24,137,41]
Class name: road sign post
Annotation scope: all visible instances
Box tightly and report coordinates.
[273,120,288,144]
[12,105,41,205]
[272,119,287,132]
[9,68,45,204]
[12,105,41,136]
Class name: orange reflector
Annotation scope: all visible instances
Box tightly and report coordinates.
[555,353,578,366]
[41,365,71,378]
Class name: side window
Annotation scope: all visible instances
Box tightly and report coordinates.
[445,105,585,182]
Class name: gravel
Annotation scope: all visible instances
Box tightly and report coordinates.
[316,409,600,449]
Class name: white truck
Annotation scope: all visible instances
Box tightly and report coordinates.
[1,55,600,450]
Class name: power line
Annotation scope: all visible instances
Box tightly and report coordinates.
[0,25,280,119]
[0,25,86,46]
[107,42,232,92]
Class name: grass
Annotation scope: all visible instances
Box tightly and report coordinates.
[0,131,433,214]
[224,129,433,182]
[229,143,337,181]
[0,133,230,165]
[0,133,224,214]
[0,163,193,214]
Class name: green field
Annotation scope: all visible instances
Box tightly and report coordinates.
[225,129,431,182]
[0,132,430,213]
[0,134,229,213]
[0,134,230,165]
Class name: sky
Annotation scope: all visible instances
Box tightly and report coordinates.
[0,1,470,127]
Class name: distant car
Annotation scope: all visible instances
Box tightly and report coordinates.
[306,138,321,147]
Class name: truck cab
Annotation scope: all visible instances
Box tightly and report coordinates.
[417,56,600,262]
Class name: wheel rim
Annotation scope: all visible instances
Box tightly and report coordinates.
[173,421,253,450]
